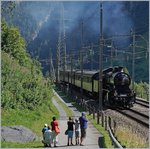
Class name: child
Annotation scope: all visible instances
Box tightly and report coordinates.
[42,124,48,139]
[42,126,52,147]
[75,119,80,145]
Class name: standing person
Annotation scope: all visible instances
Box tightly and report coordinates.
[51,116,60,147]
[42,126,52,147]
[67,117,75,146]
[74,118,80,145]
[79,112,88,146]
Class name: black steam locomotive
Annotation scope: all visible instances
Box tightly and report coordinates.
[59,66,136,108]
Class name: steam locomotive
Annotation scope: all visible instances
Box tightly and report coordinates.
[59,66,136,108]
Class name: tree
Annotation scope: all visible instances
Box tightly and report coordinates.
[1,20,32,67]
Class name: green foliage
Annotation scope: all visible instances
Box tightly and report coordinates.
[1,51,52,110]
[1,21,53,110]
[1,20,32,67]
[134,82,149,100]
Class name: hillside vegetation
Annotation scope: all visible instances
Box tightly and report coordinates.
[2,20,54,110]
[1,20,59,147]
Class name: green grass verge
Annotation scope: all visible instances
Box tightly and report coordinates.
[53,94,74,117]
[1,141,43,148]
[1,99,59,148]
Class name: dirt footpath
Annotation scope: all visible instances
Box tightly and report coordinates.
[52,90,103,148]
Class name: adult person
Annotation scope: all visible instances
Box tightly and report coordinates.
[67,117,75,146]
[79,112,88,146]
[51,116,60,147]
[42,126,52,147]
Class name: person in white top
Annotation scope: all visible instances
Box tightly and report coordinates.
[74,119,80,145]
[42,126,52,147]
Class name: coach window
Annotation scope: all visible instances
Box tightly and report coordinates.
[88,77,91,82]
[84,77,87,82]
[77,75,80,80]
[76,75,79,80]
[85,77,88,82]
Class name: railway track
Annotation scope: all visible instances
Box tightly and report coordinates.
[135,98,149,108]
[59,85,149,128]
[115,108,149,128]
[73,91,149,128]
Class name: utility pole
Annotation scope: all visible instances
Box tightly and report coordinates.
[91,43,93,70]
[99,1,103,111]
[131,29,135,91]
[62,3,67,80]
[110,41,113,67]
[50,49,56,82]
[49,50,52,79]
[56,15,61,83]
[80,19,84,98]
[56,3,67,83]
[70,51,73,93]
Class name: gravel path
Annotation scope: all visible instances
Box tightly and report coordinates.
[52,90,102,148]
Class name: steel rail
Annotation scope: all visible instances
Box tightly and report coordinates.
[115,108,149,128]
[135,98,149,108]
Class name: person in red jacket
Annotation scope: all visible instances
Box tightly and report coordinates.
[51,116,60,147]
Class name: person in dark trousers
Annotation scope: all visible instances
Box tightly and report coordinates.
[67,117,75,146]
[79,112,88,146]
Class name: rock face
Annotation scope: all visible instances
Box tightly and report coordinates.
[1,125,37,143]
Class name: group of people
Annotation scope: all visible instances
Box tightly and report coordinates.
[67,112,88,146]
[42,112,88,147]
[42,116,60,147]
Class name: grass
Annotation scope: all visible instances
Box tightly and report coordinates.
[53,94,74,117]
[1,99,59,148]
[1,141,43,148]
[115,125,149,148]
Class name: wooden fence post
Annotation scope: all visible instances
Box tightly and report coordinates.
[93,107,95,119]
[97,110,100,124]
[83,100,86,110]
[88,105,91,115]
[78,97,80,104]
[101,112,104,127]
[108,116,112,129]
[82,99,84,108]
[105,115,108,130]
[85,103,88,112]
[113,120,117,135]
